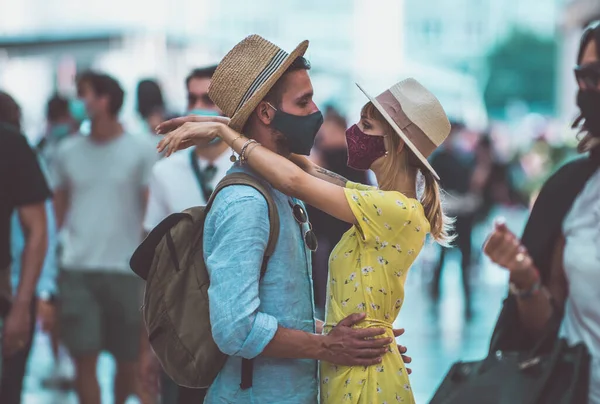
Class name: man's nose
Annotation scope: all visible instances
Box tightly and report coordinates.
[309,101,320,114]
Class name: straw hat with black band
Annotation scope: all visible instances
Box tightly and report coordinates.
[208,35,309,132]
[356,78,451,181]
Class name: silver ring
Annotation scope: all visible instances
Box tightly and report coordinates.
[515,252,526,264]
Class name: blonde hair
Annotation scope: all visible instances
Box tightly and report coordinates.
[361,102,455,246]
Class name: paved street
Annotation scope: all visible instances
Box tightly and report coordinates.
[22,208,526,404]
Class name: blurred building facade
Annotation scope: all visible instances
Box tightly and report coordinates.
[0,0,409,134]
[4,0,578,134]
[200,0,406,119]
[0,31,202,139]
[404,0,562,76]
[0,0,224,138]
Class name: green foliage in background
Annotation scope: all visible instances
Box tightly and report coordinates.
[484,28,558,118]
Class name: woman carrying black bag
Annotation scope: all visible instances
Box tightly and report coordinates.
[483,22,600,404]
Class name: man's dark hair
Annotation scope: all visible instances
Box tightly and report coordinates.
[0,91,22,131]
[136,79,165,119]
[47,94,70,122]
[186,65,218,88]
[76,70,125,116]
[241,57,311,135]
[264,56,311,107]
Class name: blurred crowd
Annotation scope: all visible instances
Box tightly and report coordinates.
[0,59,582,404]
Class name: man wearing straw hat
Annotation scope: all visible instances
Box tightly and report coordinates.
[160,35,401,403]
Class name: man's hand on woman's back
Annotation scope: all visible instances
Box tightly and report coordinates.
[322,313,391,367]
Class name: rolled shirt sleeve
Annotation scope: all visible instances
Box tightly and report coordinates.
[203,186,278,359]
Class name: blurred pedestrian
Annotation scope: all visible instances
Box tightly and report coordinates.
[185,66,222,116]
[35,94,80,390]
[36,94,80,169]
[136,79,167,140]
[0,91,50,404]
[10,94,74,394]
[430,122,478,318]
[143,66,230,232]
[51,71,157,404]
[307,106,367,316]
[471,134,525,222]
[140,65,230,404]
[484,21,600,403]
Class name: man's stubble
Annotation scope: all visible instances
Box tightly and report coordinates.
[271,128,291,157]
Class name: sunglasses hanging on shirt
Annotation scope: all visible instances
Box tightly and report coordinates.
[289,201,318,252]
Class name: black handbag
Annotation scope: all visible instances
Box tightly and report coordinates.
[429,333,590,404]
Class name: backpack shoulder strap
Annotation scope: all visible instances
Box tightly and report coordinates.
[206,173,281,391]
[207,172,280,278]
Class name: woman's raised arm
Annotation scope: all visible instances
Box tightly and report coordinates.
[289,154,350,187]
[157,119,358,225]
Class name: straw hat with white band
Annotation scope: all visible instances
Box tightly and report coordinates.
[208,35,309,132]
[356,78,451,181]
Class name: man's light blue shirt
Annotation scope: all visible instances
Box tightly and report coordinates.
[203,164,318,404]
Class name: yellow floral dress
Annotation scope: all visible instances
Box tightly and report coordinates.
[320,182,430,404]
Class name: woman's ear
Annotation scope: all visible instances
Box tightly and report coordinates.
[396,139,406,153]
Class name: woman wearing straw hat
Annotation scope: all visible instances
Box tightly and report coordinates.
[157,76,454,403]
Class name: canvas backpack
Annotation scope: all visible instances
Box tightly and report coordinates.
[130,172,280,389]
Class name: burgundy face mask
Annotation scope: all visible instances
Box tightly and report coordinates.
[345,124,387,171]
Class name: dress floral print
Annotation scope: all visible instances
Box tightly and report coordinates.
[321,182,430,404]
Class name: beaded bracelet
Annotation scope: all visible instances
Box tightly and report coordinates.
[239,140,257,164]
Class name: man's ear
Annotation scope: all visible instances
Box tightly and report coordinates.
[98,95,110,115]
[256,100,274,126]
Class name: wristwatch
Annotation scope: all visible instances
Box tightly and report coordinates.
[509,280,541,299]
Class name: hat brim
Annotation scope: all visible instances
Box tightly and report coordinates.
[228,40,309,132]
[356,83,441,181]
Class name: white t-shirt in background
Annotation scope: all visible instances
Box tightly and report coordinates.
[52,133,157,273]
[561,167,600,404]
[143,148,232,232]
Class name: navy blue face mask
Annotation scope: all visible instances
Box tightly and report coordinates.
[268,103,323,155]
